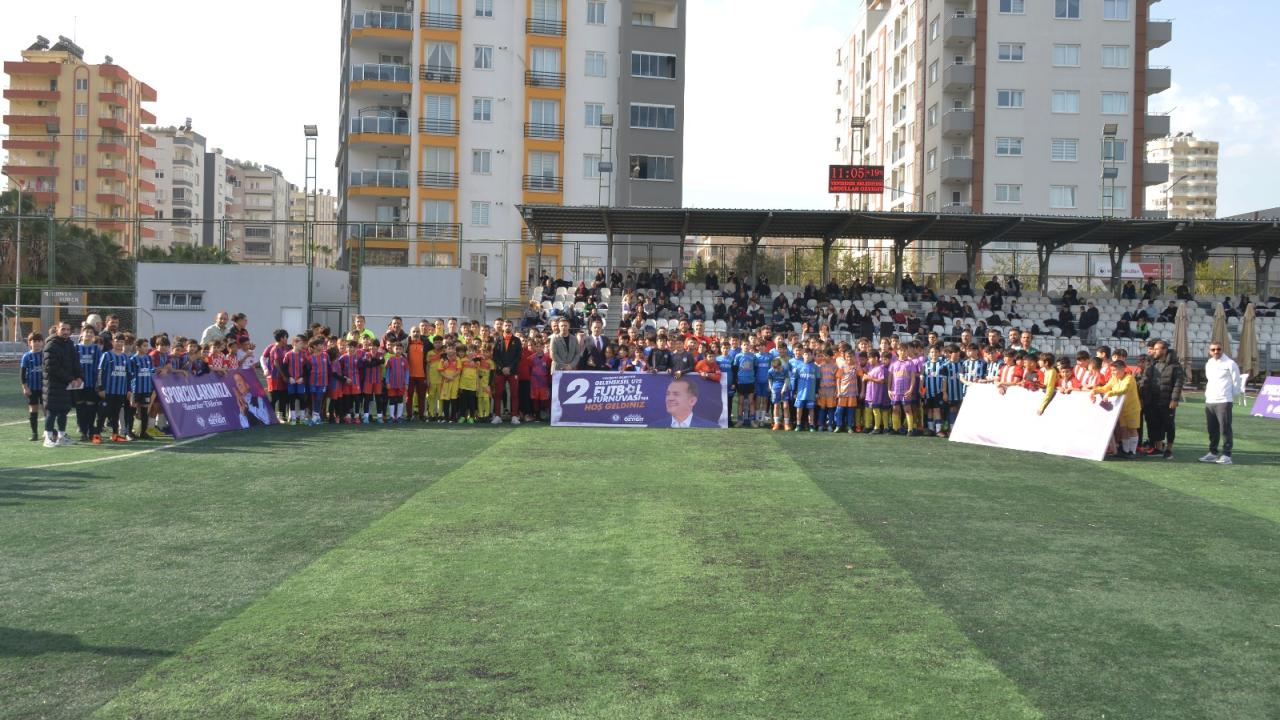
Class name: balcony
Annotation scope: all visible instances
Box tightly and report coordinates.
[526,17,567,36]
[419,117,459,135]
[416,222,461,240]
[97,139,130,154]
[350,63,412,85]
[140,132,156,148]
[138,179,156,192]
[4,88,59,101]
[1145,114,1171,139]
[98,91,128,106]
[941,203,973,214]
[940,157,973,183]
[99,65,130,83]
[418,171,460,188]
[97,167,127,180]
[96,192,128,206]
[1146,66,1171,94]
[523,175,563,193]
[421,12,462,29]
[943,63,974,93]
[3,138,58,151]
[29,190,58,205]
[140,83,157,102]
[4,61,60,76]
[2,164,58,177]
[3,114,59,129]
[94,219,128,232]
[353,10,412,31]
[944,15,976,47]
[1143,162,1170,186]
[139,155,156,169]
[355,223,409,240]
[350,169,409,188]
[349,116,411,145]
[1148,19,1172,48]
[419,65,461,84]
[98,117,129,133]
[173,156,194,167]
[138,202,156,216]
[941,109,973,138]
[525,70,566,89]
[524,122,565,140]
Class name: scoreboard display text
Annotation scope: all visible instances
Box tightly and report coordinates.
[828,165,885,194]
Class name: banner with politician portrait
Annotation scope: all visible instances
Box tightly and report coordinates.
[551,371,728,429]
[154,368,279,438]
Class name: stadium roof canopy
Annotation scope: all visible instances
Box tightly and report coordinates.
[517,205,1280,294]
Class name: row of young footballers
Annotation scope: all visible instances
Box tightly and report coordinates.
[257,330,557,425]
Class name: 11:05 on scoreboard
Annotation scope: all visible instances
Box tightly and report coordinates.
[828,165,885,194]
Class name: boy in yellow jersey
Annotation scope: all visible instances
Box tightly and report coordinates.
[476,346,495,422]
[1091,357,1141,459]
[426,343,444,420]
[438,344,461,423]
[457,343,480,424]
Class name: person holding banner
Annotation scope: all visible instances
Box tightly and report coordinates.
[1092,358,1141,459]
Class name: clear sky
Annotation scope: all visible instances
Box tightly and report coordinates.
[2,0,1274,216]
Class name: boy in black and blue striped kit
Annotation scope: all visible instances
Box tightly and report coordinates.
[127,337,156,441]
[20,332,44,441]
[97,333,133,443]
[76,325,103,442]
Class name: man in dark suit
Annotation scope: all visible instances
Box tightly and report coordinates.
[578,319,608,370]
[648,376,720,428]
[491,319,523,423]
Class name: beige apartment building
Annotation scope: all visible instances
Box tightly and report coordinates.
[1146,132,1217,219]
[3,35,158,252]
[288,185,339,268]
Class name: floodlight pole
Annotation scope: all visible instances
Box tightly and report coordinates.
[2,171,22,341]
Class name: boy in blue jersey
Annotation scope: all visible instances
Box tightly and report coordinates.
[921,344,950,436]
[791,347,819,432]
[941,344,968,437]
[732,339,757,428]
[127,337,156,441]
[714,341,735,424]
[97,333,133,443]
[766,356,791,431]
[20,332,44,441]
[76,325,103,442]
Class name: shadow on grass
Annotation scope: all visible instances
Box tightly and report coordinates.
[0,472,91,506]
[0,627,173,659]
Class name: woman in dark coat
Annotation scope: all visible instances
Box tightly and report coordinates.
[42,322,80,445]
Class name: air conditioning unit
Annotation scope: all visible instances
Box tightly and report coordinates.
[401,148,411,160]
[401,93,411,107]
[400,198,409,208]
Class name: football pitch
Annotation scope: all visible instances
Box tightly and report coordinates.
[2,368,1279,719]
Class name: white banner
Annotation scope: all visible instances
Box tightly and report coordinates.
[949,383,1123,462]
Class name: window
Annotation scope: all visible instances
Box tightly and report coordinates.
[153,291,205,311]
[1100,186,1129,211]
[74,77,88,90]
[1050,185,1078,208]
[927,104,938,127]
[1051,90,1080,114]
[929,60,939,84]
[629,154,674,181]
[1101,139,1127,162]
[72,204,86,217]
[74,103,87,116]
[422,199,454,224]
[930,17,939,41]
[632,12,655,25]
[996,89,1024,108]
[1101,45,1130,68]
[997,43,1024,62]
[529,151,559,181]
[475,0,493,17]
[1055,0,1080,19]
[585,51,606,77]
[1053,44,1081,67]
[631,52,677,79]
[73,179,86,192]
[471,201,490,226]
[995,184,1022,203]
[470,253,489,276]
[999,0,1024,13]
[584,153,601,178]
[1051,138,1079,161]
[995,137,1023,156]
[629,103,676,130]
[1103,0,1128,20]
[926,150,937,171]
[244,226,271,238]
[471,149,491,174]
[587,1,605,24]
[1101,92,1129,114]
[73,153,87,167]
[925,193,937,211]
[472,97,492,122]
[585,102,604,127]
[474,45,493,70]
[74,128,87,139]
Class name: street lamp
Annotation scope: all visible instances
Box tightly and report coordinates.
[2,170,23,339]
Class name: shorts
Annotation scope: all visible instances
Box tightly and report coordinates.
[890,397,915,408]
[837,397,857,408]
[924,395,945,410]
[387,391,405,400]
[78,388,99,403]
[132,392,152,406]
[793,397,815,410]
[817,397,837,409]
[769,387,789,405]
[755,380,769,397]
[310,385,327,395]
[736,382,755,396]
[25,391,42,406]
[288,383,309,396]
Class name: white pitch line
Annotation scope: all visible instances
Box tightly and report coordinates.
[0,435,213,473]
[1,420,29,427]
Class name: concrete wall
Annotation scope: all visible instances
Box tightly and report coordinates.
[360,267,487,324]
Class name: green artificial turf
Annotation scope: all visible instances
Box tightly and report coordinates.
[2,362,1278,719]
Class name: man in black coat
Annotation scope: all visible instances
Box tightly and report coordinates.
[491,319,523,423]
[1079,302,1100,344]
[42,322,80,447]
[1140,339,1184,459]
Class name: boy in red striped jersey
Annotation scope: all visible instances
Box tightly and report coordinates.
[307,339,330,426]
[339,339,361,424]
[261,330,290,422]
[283,335,311,425]
[358,337,385,424]
[384,341,410,423]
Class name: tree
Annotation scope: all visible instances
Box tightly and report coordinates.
[137,244,235,265]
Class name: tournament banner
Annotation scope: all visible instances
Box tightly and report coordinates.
[551,371,728,429]
[154,369,279,438]
[948,383,1123,462]
[1250,376,1280,419]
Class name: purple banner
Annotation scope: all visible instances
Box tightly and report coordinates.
[154,369,279,438]
[551,371,728,428]
[1250,376,1280,419]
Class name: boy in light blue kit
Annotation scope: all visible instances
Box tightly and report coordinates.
[733,339,757,428]
[767,356,791,431]
[790,347,818,432]
[754,340,774,425]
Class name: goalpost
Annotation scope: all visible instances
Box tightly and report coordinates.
[3,304,156,344]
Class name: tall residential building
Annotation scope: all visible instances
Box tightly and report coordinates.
[1145,132,1217,219]
[338,0,686,303]
[3,35,158,251]
[288,185,339,268]
[834,0,1171,218]
[225,161,290,264]
[202,147,235,248]
[145,125,207,249]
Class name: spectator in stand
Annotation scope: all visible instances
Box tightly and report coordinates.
[1056,305,1076,337]
[954,276,973,296]
[1142,277,1159,300]
[1007,275,1021,297]
[1174,282,1193,301]
[1122,280,1137,300]
[705,270,719,291]
[1062,285,1080,306]
[1200,342,1241,465]
[1079,302,1099,344]
[1157,301,1178,323]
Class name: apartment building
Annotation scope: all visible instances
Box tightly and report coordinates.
[3,35,158,252]
[337,0,686,303]
[288,185,339,268]
[226,161,290,264]
[145,125,207,249]
[1146,132,1217,219]
[202,147,235,248]
[834,0,1171,218]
